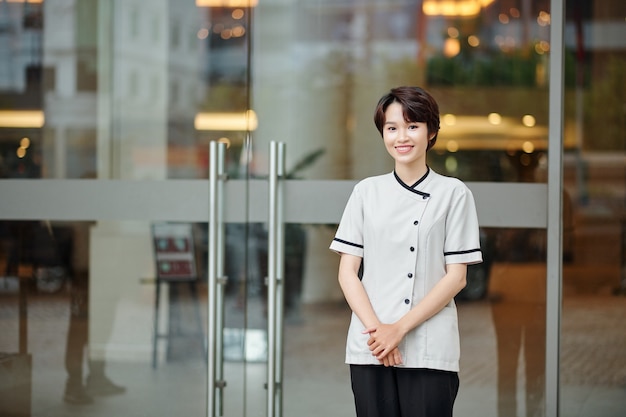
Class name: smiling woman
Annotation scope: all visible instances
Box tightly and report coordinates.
[331,87,483,417]
[381,102,432,181]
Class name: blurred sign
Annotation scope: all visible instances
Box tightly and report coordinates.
[152,223,197,280]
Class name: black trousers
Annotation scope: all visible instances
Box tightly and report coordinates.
[350,365,459,417]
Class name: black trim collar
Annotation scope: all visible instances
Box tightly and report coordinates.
[393,168,431,198]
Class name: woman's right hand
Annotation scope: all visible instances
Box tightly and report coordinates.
[378,347,403,367]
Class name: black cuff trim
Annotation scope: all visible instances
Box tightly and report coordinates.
[444,248,482,256]
[333,238,364,249]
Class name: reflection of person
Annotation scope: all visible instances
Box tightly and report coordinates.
[488,152,572,417]
[63,223,125,405]
[329,87,483,416]
[491,295,545,417]
[490,233,548,416]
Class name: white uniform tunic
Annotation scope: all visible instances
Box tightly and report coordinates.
[330,168,482,372]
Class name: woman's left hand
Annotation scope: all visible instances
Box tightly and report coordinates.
[363,323,405,361]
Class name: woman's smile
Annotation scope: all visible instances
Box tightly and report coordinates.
[395,145,414,154]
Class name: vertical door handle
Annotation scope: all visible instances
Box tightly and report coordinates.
[208,141,227,417]
[267,141,286,417]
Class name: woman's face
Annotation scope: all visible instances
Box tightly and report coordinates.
[382,102,431,171]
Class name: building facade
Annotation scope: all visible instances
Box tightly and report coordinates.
[0,0,625,416]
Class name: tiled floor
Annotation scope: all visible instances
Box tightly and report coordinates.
[1,278,625,417]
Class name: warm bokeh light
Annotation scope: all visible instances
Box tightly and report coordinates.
[442,114,457,126]
[216,137,232,148]
[197,28,209,39]
[468,35,480,47]
[443,38,461,58]
[538,11,550,26]
[522,115,536,127]
[196,0,258,7]
[447,27,459,38]
[194,111,258,131]
[446,140,459,152]
[0,110,45,128]
[232,25,246,37]
[432,115,550,152]
[232,9,245,19]
[20,137,30,148]
[488,113,502,125]
[423,0,495,17]
[522,141,535,153]
[535,43,545,54]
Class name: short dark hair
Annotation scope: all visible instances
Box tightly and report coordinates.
[373,86,440,150]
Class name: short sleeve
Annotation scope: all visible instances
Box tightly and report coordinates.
[329,185,364,258]
[444,184,483,265]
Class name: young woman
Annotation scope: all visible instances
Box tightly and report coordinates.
[329,86,483,417]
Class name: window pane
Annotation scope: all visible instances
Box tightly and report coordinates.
[0,220,210,415]
[561,1,626,415]
[251,0,551,184]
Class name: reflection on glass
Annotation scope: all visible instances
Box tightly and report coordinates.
[559,1,626,416]
[0,0,560,183]
[0,220,210,415]
[487,228,547,417]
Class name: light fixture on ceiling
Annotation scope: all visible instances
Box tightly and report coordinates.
[423,0,495,17]
[194,110,258,131]
[0,110,45,128]
[196,0,258,7]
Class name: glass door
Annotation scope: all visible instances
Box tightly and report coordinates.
[2,1,624,417]
[1,0,550,416]
[250,2,551,416]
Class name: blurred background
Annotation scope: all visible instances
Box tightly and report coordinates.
[0,1,624,416]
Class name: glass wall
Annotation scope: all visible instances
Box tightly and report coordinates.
[0,1,624,417]
[560,1,626,416]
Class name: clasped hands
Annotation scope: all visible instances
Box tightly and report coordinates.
[362,323,404,367]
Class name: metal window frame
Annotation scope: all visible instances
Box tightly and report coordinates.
[546,0,565,415]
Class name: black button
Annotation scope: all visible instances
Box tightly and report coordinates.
[413,220,419,225]
[410,246,415,252]
[404,299,410,304]
[407,273,413,278]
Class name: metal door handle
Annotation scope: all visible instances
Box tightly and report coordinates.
[208,141,227,417]
[267,141,285,417]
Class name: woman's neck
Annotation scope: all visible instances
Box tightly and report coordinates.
[394,163,428,186]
